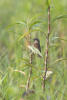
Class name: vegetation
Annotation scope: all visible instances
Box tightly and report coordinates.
[0,0,67,100]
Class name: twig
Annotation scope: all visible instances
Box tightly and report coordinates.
[42,5,51,90]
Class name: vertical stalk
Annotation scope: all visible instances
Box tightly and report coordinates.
[26,33,33,91]
[26,53,33,91]
[42,5,50,90]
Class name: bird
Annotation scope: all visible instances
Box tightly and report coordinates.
[33,38,42,58]
[27,38,42,57]
[33,38,41,53]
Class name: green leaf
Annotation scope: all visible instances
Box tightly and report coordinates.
[29,20,41,30]
[13,69,25,75]
[52,37,67,41]
[53,15,67,22]
[50,58,67,66]
[16,21,26,25]
[30,13,43,22]
[30,28,45,34]
[18,31,29,41]
[6,21,26,29]
[0,73,8,85]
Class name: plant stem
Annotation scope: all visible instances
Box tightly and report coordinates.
[26,52,33,91]
[42,5,50,90]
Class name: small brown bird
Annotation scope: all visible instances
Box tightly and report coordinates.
[33,38,41,52]
[27,38,42,57]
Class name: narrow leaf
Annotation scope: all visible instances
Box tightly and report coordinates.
[18,32,29,41]
[29,20,41,30]
[13,69,25,75]
[6,21,26,29]
[53,15,67,22]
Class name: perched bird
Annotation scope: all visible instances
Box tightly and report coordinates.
[33,38,41,52]
[27,38,42,57]
[33,38,42,57]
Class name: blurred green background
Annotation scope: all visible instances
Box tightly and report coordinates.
[0,0,67,100]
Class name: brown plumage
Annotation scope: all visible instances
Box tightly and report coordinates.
[33,38,41,52]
